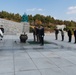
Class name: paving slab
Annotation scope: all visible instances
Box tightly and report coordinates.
[0,33,76,75]
[15,70,41,75]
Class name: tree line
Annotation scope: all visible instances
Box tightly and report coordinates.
[0,11,76,32]
[0,11,21,22]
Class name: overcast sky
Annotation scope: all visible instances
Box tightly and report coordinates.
[0,0,76,21]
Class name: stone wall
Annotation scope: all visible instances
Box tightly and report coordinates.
[0,18,30,35]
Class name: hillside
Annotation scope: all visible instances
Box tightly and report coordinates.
[0,11,76,32]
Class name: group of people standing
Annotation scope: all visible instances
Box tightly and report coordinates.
[55,28,76,44]
[55,28,65,41]
[33,25,44,46]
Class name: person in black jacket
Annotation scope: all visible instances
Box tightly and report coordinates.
[60,29,64,41]
[0,25,4,33]
[0,25,4,40]
[67,29,72,42]
[73,28,76,43]
[55,28,59,40]
[39,25,44,45]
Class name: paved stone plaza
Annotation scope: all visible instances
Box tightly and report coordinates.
[0,33,76,75]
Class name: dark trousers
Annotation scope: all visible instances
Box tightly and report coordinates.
[40,36,44,45]
[68,35,72,42]
[33,35,36,42]
[55,34,58,40]
[74,36,76,43]
[62,35,64,41]
[36,34,40,42]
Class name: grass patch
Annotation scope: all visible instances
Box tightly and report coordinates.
[28,41,51,44]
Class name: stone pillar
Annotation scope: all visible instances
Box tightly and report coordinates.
[21,22,30,33]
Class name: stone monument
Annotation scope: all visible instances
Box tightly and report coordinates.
[20,13,30,43]
[21,13,30,33]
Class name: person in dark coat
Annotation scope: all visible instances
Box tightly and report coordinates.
[0,25,4,40]
[73,28,76,43]
[55,29,59,40]
[35,26,40,42]
[0,25,4,33]
[67,29,72,42]
[60,29,64,41]
[39,25,44,45]
[33,27,36,42]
